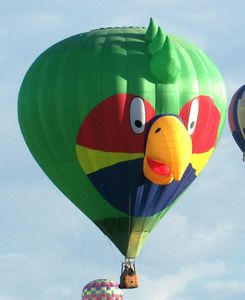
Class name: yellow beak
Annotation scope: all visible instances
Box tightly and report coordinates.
[143,115,192,185]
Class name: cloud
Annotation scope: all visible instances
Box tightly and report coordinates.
[42,286,72,298]
[0,295,17,300]
[0,253,48,299]
[0,243,120,300]
[0,28,8,36]
[141,210,236,272]
[0,252,76,300]
[204,280,245,296]
[128,261,227,300]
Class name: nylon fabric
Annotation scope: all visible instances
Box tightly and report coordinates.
[18,25,227,258]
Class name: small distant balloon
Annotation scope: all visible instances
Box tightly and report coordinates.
[82,279,123,300]
[228,85,245,160]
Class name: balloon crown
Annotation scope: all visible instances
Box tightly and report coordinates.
[89,18,181,84]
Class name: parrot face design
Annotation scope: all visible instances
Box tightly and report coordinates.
[76,93,220,217]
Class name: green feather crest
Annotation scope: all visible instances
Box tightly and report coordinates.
[145,18,180,83]
[144,17,158,42]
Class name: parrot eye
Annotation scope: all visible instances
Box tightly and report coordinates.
[130,97,146,134]
[187,98,199,135]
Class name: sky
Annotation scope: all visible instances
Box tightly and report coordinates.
[1,1,245,299]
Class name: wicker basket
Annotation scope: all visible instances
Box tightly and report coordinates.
[119,273,139,289]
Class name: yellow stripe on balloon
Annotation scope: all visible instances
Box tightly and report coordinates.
[190,147,215,175]
[76,145,144,175]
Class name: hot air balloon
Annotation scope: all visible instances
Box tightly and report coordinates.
[82,279,123,300]
[18,18,227,288]
[228,85,245,160]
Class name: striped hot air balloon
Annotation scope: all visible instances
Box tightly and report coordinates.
[228,85,245,160]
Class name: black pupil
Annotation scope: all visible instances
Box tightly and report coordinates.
[134,120,142,128]
[190,121,195,129]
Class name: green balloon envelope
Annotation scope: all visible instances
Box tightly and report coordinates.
[18,20,227,258]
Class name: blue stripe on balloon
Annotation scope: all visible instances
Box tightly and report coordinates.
[88,158,196,217]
